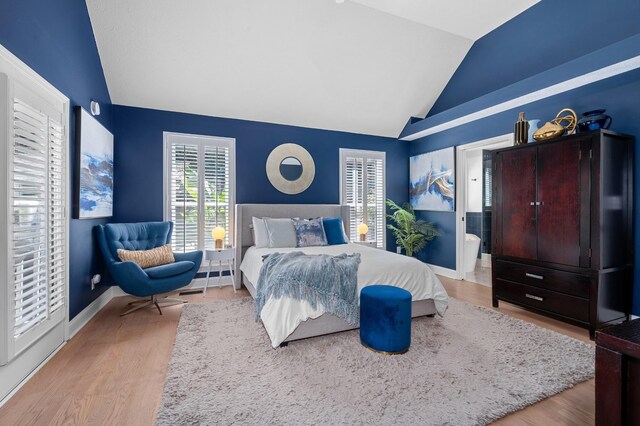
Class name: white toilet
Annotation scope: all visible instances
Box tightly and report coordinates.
[463,234,481,273]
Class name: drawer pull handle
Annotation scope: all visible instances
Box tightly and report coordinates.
[525,273,544,280]
[525,293,544,302]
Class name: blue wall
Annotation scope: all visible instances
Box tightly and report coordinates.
[113,106,409,252]
[0,0,114,319]
[410,0,640,314]
[429,0,640,116]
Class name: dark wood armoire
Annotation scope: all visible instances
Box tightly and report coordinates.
[491,129,634,338]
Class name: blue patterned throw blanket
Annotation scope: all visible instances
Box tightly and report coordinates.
[255,251,361,325]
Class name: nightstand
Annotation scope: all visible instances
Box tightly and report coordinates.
[203,248,235,294]
[354,241,377,248]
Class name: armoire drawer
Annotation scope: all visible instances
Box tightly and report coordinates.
[494,278,590,323]
[494,259,590,299]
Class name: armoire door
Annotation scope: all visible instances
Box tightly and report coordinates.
[536,139,583,266]
[498,147,537,259]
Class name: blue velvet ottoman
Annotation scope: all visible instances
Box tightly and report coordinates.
[360,285,412,354]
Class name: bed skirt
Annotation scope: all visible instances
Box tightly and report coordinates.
[242,274,438,344]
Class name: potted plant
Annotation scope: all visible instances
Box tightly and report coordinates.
[386,199,440,257]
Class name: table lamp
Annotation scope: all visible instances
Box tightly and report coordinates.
[357,223,369,241]
[211,226,226,249]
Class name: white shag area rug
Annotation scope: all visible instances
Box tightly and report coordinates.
[157,298,594,425]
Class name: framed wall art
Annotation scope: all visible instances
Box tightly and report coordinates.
[74,107,114,219]
[409,147,455,212]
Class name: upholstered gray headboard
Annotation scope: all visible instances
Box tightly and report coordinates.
[234,204,350,287]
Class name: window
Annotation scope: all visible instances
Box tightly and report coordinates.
[340,149,385,249]
[12,97,66,339]
[0,68,69,369]
[164,132,235,252]
[482,150,496,209]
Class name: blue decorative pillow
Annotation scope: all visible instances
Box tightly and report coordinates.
[293,217,328,247]
[322,217,347,245]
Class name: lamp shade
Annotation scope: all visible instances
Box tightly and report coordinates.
[357,223,369,236]
[211,226,226,240]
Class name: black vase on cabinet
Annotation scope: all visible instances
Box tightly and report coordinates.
[491,129,633,338]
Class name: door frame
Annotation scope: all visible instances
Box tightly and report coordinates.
[0,42,71,405]
[455,133,514,280]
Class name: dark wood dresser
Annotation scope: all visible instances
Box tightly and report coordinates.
[491,130,633,338]
[596,319,640,425]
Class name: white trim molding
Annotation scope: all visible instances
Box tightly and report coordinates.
[0,41,71,404]
[163,131,236,250]
[339,148,387,249]
[427,263,457,280]
[401,55,640,140]
[0,341,66,409]
[68,288,116,339]
[455,133,513,280]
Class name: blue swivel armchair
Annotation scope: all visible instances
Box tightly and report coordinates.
[96,221,203,316]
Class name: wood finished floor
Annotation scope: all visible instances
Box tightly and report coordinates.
[0,278,594,425]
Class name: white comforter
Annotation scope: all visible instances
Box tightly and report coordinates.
[240,243,449,347]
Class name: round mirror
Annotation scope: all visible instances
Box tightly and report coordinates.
[266,143,315,194]
[279,157,303,181]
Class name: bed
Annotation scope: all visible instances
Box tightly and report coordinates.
[234,204,449,347]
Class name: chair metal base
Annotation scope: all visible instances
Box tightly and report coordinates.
[121,294,187,316]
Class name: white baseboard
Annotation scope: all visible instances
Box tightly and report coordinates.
[7,275,220,408]
[68,287,115,339]
[108,276,235,299]
[111,287,127,297]
[188,275,233,289]
[427,263,458,279]
[0,341,66,409]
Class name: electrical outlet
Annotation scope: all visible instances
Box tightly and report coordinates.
[396,246,402,254]
[91,274,101,290]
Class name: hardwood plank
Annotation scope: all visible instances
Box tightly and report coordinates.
[0,280,594,425]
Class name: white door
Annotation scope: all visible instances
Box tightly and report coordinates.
[455,134,513,280]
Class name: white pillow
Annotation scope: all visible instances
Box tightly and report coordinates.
[342,220,350,242]
[263,218,297,248]
[252,217,269,248]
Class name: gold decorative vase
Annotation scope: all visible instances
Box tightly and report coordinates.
[533,108,577,142]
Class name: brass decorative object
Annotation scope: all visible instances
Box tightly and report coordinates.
[514,112,529,145]
[532,108,577,141]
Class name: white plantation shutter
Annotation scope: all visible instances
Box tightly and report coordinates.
[366,158,385,246]
[12,99,49,337]
[344,157,364,240]
[204,145,231,249]
[1,48,70,399]
[48,118,66,314]
[4,79,67,355]
[340,149,386,249]
[169,143,200,252]
[165,133,235,252]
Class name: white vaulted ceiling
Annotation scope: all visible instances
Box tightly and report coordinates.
[350,0,540,40]
[86,0,538,137]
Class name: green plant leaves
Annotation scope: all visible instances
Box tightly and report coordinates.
[386,199,440,257]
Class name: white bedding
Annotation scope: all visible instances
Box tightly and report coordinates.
[240,243,449,347]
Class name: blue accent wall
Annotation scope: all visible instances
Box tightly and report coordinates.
[410,0,640,313]
[112,105,408,253]
[429,0,640,116]
[0,0,114,319]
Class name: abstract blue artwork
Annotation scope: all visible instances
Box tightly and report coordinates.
[76,108,114,218]
[410,147,455,211]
